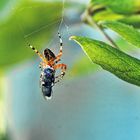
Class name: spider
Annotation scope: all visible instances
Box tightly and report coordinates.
[28,32,67,100]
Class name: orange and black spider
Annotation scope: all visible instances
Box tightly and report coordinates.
[28,32,67,100]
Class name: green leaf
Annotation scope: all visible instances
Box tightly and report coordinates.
[0,1,62,69]
[100,21,140,48]
[87,4,140,28]
[91,0,140,14]
[70,36,140,86]
[118,15,140,28]
[93,9,124,22]
[92,9,140,28]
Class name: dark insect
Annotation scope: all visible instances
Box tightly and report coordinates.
[28,32,67,100]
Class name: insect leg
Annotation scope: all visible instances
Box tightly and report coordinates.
[54,79,61,84]
[54,63,67,80]
[39,62,42,69]
[39,73,43,88]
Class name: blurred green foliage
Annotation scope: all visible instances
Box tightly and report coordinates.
[93,9,124,22]
[0,0,10,11]
[85,0,140,28]
[0,0,62,69]
[118,15,140,28]
[91,9,140,28]
[70,56,99,77]
[100,21,140,48]
[0,133,8,140]
[91,0,140,14]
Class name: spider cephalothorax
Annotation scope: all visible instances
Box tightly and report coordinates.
[29,32,67,100]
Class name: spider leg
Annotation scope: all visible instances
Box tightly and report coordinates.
[54,32,63,64]
[54,63,67,81]
[28,44,48,64]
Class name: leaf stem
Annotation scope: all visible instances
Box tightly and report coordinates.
[81,8,120,49]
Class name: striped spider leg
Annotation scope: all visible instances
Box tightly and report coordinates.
[54,32,63,64]
[53,32,67,83]
[28,44,48,66]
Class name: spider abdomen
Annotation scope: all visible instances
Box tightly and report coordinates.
[44,48,56,61]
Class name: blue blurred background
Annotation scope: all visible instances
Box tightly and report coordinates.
[1,0,140,140]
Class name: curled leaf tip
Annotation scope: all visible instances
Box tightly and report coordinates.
[69,36,76,41]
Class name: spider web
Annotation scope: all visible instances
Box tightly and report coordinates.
[21,0,69,46]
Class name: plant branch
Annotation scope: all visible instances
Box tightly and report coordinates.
[81,9,120,49]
